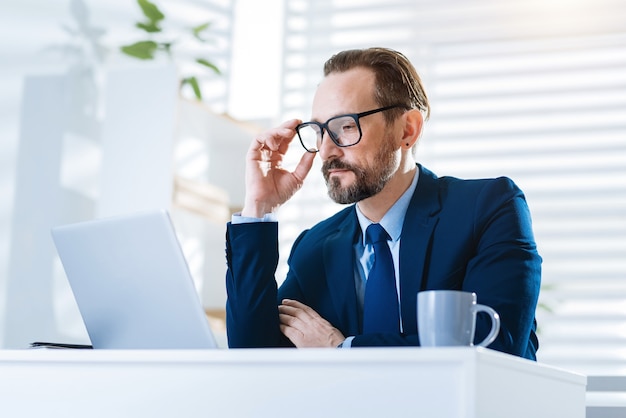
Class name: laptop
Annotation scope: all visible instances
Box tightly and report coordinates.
[50,209,218,349]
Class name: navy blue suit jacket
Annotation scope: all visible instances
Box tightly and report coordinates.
[226,165,541,359]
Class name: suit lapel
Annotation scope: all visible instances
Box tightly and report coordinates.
[318,165,442,336]
[399,165,442,333]
[323,209,361,335]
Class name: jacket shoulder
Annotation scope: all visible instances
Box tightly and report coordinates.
[435,173,524,201]
[294,205,356,245]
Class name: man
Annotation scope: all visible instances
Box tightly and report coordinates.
[225,47,541,359]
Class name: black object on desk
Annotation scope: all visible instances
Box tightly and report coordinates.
[30,342,93,349]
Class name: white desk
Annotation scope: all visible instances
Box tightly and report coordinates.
[0,347,585,418]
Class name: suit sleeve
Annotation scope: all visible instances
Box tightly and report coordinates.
[463,177,541,358]
[225,222,293,348]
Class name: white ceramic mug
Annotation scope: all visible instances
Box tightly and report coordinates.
[417,290,500,347]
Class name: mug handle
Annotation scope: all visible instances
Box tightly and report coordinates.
[472,304,500,347]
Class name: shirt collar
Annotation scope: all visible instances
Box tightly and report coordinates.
[356,168,419,244]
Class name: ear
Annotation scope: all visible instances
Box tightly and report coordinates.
[400,109,423,150]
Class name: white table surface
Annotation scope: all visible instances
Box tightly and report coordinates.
[0,347,586,418]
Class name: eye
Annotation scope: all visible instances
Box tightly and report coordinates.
[342,121,357,132]
[338,118,358,135]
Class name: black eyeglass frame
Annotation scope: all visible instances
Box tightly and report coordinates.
[295,104,406,153]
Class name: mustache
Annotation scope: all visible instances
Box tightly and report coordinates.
[322,159,358,175]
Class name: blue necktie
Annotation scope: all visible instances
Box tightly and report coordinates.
[362,223,400,334]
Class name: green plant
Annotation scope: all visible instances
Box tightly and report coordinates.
[120,0,220,100]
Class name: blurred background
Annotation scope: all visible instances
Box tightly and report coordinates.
[0,0,625,376]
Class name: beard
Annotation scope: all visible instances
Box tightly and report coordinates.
[322,137,398,204]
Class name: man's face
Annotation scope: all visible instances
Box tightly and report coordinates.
[310,68,401,204]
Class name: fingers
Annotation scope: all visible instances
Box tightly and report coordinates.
[278,300,311,326]
[281,298,310,310]
[280,299,317,318]
[278,302,306,346]
[252,119,301,153]
[279,322,303,345]
[278,300,346,348]
[293,151,315,183]
[278,299,316,333]
[242,120,312,217]
[278,300,312,347]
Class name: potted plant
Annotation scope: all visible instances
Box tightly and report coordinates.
[120,0,221,100]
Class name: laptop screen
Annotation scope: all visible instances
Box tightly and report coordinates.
[51,210,217,349]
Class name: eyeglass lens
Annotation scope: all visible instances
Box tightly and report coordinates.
[298,116,361,152]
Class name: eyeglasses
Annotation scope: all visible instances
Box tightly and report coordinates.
[295,104,405,153]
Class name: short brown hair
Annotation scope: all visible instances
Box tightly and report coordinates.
[323,47,430,123]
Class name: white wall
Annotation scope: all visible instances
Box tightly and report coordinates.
[0,0,266,348]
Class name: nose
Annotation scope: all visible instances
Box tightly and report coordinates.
[317,129,342,161]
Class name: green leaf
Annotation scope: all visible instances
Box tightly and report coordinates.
[137,0,164,23]
[192,22,211,41]
[196,58,220,74]
[120,41,158,60]
[136,21,161,33]
[181,76,202,100]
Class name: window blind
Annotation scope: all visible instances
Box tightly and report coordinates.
[280,0,626,375]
